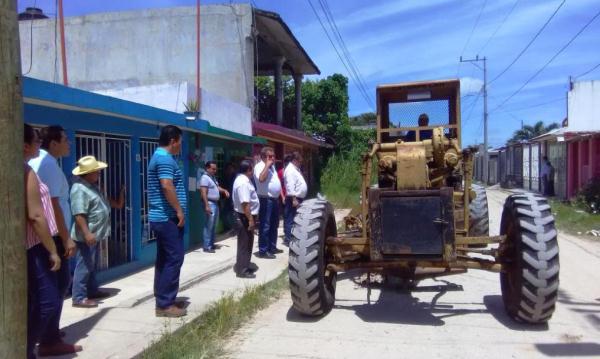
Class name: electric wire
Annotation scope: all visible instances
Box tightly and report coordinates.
[493,7,600,112]
[575,62,600,79]
[478,0,520,54]
[457,0,488,76]
[489,0,566,84]
[306,0,375,110]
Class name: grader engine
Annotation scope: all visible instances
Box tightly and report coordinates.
[288,79,560,325]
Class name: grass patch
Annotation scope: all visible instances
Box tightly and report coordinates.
[321,153,377,214]
[140,270,289,359]
[550,199,600,237]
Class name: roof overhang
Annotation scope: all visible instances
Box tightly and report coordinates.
[23,77,210,133]
[254,9,320,76]
[253,121,333,149]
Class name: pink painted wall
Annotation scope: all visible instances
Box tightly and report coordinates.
[567,136,600,198]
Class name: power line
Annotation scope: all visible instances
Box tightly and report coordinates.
[575,62,600,79]
[497,97,564,112]
[489,0,566,84]
[456,0,488,76]
[493,8,600,112]
[463,89,482,127]
[306,0,375,111]
[318,0,375,109]
[478,0,520,54]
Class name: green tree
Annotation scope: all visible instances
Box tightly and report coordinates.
[254,73,352,152]
[349,112,376,126]
[508,121,560,144]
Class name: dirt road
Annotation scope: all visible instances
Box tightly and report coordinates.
[226,188,600,358]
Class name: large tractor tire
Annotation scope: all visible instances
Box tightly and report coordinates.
[288,199,337,316]
[469,184,490,237]
[499,192,559,324]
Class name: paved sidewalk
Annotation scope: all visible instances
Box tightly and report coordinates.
[46,209,350,359]
[48,231,288,359]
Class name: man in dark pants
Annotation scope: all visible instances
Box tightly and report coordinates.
[232,160,260,278]
[254,147,282,258]
[28,125,80,355]
[147,125,187,317]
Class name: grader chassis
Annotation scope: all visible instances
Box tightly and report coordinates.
[288,79,559,324]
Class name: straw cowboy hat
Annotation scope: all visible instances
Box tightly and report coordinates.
[72,155,108,175]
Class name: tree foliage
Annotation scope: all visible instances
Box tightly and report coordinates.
[507,121,560,144]
[349,112,376,126]
[254,73,353,152]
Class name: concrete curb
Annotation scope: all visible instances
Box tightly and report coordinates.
[117,258,236,308]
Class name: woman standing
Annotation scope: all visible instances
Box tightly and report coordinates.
[70,156,125,308]
[24,124,81,357]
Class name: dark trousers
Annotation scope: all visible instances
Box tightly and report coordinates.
[234,212,255,274]
[72,241,100,303]
[27,244,61,359]
[40,236,71,345]
[284,197,303,242]
[258,197,279,253]
[151,219,185,309]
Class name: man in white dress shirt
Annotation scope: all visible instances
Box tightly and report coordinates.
[232,160,260,278]
[253,147,282,258]
[283,151,307,246]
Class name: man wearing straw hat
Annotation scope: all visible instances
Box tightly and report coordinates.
[70,155,125,308]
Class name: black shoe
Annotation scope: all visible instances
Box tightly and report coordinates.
[236,271,256,279]
[203,248,215,253]
[256,252,276,259]
[282,240,290,247]
[272,248,284,254]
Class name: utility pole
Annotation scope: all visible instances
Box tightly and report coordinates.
[0,0,27,358]
[460,55,488,184]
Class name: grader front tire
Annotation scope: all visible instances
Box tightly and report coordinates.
[288,199,337,316]
[499,193,559,324]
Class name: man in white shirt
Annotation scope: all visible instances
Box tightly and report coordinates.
[253,147,282,258]
[283,151,308,246]
[232,160,260,278]
[28,125,80,355]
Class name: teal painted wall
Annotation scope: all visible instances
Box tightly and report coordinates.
[187,133,252,249]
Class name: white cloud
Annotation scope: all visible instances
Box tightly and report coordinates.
[460,77,484,95]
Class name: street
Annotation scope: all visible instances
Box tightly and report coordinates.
[226,187,600,359]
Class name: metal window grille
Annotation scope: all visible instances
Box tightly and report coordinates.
[76,133,132,270]
[140,139,159,245]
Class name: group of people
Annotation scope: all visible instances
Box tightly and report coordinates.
[22,123,309,356]
[24,124,124,358]
[196,146,308,279]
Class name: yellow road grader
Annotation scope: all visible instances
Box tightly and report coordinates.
[288,79,559,324]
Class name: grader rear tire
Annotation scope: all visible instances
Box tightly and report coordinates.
[288,199,337,316]
[499,193,559,324]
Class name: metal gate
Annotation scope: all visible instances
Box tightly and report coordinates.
[140,139,159,245]
[523,145,531,190]
[76,133,132,270]
[531,143,540,192]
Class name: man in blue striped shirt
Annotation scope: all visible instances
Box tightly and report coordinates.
[148,125,187,318]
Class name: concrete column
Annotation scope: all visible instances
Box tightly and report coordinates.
[274,56,286,126]
[293,74,303,130]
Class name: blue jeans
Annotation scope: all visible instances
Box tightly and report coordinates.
[258,197,280,254]
[40,236,72,345]
[27,244,61,359]
[72,241,100,303]
[284,197,303,242]
[151,219,185,309]
[203,201,219,250]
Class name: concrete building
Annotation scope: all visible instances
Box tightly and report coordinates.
[19,3,330,189]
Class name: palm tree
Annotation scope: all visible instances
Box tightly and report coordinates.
[508,121,559,144]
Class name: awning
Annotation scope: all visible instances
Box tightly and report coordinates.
[206,124,266,145]
[253,121,333,149]
[23,77,210,133]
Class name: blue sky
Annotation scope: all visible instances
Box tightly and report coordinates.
[18,0,600,147]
